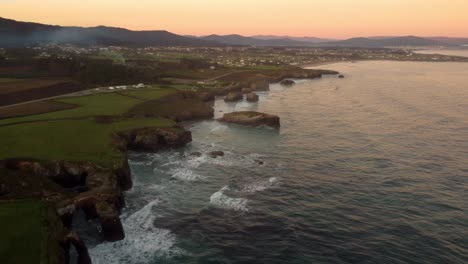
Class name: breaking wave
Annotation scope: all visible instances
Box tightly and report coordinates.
[89,200,184,264]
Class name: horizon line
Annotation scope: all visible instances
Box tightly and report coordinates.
[2,16,468,40]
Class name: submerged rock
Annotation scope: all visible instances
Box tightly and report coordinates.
[224,92,243,102]
[218,111,280,128]
[246,92,259,103]
[280,79,295,86]
[209,151,225,158]
[190,152,202,157]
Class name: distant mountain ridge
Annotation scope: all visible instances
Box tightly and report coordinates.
[1,17,466,48]
[200,34,312,47]
[0,17,220,47]
[319,36,448,47]
[251,35,335,43]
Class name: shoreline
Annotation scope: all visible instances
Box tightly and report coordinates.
[0,67,339,263]
[301,58,468,69]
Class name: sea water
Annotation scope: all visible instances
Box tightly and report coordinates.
[89,61,468,264]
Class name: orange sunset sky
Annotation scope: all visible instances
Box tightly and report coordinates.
[1,0,467,38]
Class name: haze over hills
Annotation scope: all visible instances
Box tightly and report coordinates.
[318,36,448,48]
[200,34,311,47]
[0,17,220,47]
[251,35,336,43]
[1,17,466,48]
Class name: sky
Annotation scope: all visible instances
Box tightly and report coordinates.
[1,0,467,39]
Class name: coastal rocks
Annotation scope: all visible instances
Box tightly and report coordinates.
[126,91,215,122]
[224,92,243,102]
[338,74,345,78]
[218,111,280,128]
[246,92,259,103]
[248,77,270,91]
[65,232,92,264]
[71,189,125,242]
[241,88,253,94]
[209,151,225,158]
[96,199,125,241]
[197,92,216,102]
[190,152,202,157]
[121,127,192,152]
[280,79,295,86]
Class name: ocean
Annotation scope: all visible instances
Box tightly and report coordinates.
[88,61,468,264]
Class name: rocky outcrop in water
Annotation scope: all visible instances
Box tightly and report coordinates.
[338,75,345,78]
[118,127,192,152]
[241,88,253,94]
[280,79,295,86]
[218,111,280,128]
[209,151,225,158]
[224,92,243,102]
[65,231,92,264]
[246,93,259,103]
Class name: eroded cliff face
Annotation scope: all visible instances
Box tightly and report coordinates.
[0,126,194,262]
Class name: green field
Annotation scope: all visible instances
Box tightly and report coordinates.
[0,200,63,264]
[0,117,175,167]
[0,86,183,166]
[0,87,176,126]
[0,79,72,94]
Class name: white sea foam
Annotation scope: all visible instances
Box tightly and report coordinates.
[210,186,248,212]
[89,200,184,264]
[170,167,205,181]
[241,177,278,193]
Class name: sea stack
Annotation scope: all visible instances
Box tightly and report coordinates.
[224,92,243,102]
[246,93,259,102]
[280,79,295,86]
[218,111,280,128]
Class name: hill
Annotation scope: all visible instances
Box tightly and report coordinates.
[320,36,447,47]
[200,34,311,47]
[0,17,220,47]
[251,35,335,43]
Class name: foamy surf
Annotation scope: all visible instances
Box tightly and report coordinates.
[170,167,205,181]
[210,186,249,212]
[241,177,279,193]
[89,200,184,264]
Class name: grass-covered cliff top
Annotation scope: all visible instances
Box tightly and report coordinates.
[0,200,65,264]
[0,86,184,167]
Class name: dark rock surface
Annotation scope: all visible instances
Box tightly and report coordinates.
[209,151,225,158]
[246,92,259,102]
[224,92,243,102]
[120,127,192,152]
[218,111,280,128]
[241,88,253,94]
[280,79,295,86]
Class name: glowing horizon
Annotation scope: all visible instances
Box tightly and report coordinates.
[1,0,467,39]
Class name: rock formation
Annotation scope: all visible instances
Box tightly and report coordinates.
[241,88,253,94]
[280,79,295,86]
[118,127,192,153]
[209,151,225,158]
[246,93,259,103]
[218,111,280,128]
[224,92,243,102]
